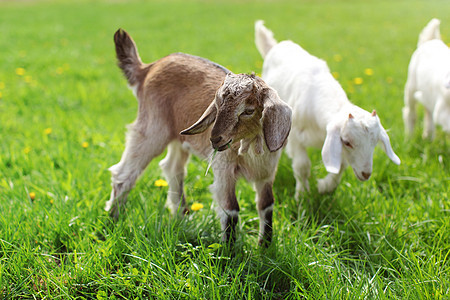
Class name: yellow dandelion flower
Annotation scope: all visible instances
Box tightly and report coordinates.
[81,142,89,148]
[0,91,2,99]
[332,71,339,79]
[29,192,36,200]
[23,146,32,154]
[56,67,64,75]
[353,77,363,85]
[24,75,33,83]
[333,54,343,62]
[364,68,374,76]
[44,128,52,135]
[50,199,54,204]
[15,68,25,76]
[0,82,4,89]
[191,202,204,211]
[154,179,168,187]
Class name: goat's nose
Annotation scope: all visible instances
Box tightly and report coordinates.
[210,136,222,144]
[362,172,371,180]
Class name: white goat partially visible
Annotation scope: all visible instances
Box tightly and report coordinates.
[106,29,292,245]
[403,18,450,139]
[255,21,400,197]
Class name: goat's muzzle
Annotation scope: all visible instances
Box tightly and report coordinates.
[361,172,371,180]
[210,136,232,151]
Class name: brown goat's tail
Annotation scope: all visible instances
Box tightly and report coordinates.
[418,18,441,47]
[114,29,143,86]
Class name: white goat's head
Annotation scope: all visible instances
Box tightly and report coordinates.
[181,73,292,153]
[322,110,400,181]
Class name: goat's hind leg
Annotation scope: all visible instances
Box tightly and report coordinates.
[422,108,435,139]
[106,122,170,219]
[402,79,417,136]
[159,141,190,215]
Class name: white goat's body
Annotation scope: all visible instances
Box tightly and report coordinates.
[262,41,347,148]
[255,21,400,196]
[403,18,450,138]
[107,29,291,246]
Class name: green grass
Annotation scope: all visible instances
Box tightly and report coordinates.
[0,0,449,298]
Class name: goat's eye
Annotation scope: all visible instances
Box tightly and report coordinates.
[241,108,255,116]
[341,138,353,148]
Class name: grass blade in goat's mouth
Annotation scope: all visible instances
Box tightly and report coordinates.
[205,148,218,176]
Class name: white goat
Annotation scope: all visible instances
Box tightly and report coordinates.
[403,18,450,139]
[106,29,292,245]
[255,21,400,197]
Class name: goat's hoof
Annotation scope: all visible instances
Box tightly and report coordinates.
[182,207,190,216]
[109,210,119,221]
[258,237,272,248]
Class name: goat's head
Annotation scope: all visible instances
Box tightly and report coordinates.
[322,110,400,181]
[180,73,292,153]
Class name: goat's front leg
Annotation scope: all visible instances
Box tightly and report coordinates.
[317,162,346,194]
[159,141,190,215]
[210,171,239,244]
[254,181,274,247]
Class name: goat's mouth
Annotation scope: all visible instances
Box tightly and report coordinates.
[214,139,233,151]
[353,169,372,181]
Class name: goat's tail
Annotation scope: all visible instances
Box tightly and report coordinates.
[418,18,441,47]
[114,29,144,86]
[255,20,277,59]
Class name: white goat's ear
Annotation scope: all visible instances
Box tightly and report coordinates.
[378,127,401,165]
[180,101,217,135]
[262,89,292,152]
[322,123,342,174]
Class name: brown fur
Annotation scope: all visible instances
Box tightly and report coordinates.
[107,29,292,246]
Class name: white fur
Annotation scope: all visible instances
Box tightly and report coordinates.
[255,20,400,197]
[403,18,450,139]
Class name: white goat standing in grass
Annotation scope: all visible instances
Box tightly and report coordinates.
[255,21,400,198]
[105,29,292,245]
[403,18,450,139]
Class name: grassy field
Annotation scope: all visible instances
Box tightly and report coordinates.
[0,0,449,298]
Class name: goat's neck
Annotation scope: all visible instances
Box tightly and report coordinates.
[238,134,264,156]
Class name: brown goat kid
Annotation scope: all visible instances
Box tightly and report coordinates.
[106,29,292,245]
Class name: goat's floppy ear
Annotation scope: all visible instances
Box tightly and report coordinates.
[180,101,217,135]
[322,122,342,174]
[262,88,292,152]
[378,126,401,165]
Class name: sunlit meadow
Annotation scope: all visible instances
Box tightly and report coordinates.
[0,0,449,298]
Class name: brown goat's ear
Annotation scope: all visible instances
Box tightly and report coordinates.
[262,89,292,152]
[180,101,217,135]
